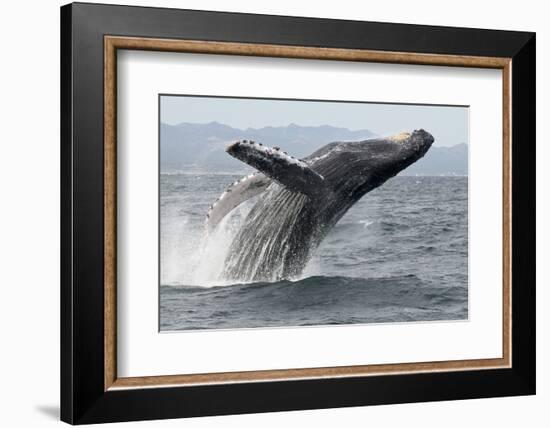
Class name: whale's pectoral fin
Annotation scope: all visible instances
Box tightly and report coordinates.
[206,172,271,231]
[226,140,326,197]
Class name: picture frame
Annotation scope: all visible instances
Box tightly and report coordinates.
[60,2,535,424]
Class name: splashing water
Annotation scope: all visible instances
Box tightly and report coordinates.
[191,204,252,286]
[172,203,255,287]
[160,172,260,287]
[161,188,316,287]
[161,172,319,287]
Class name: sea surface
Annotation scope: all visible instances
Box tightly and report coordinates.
[160,173,468,331]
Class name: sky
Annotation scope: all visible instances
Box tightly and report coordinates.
[160,95,468,147]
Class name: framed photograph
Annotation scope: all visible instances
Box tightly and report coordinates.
[60,2,535,424]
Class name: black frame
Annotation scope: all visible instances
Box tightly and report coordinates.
[61,2,536,424]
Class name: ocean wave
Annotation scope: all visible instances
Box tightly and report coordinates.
[162,273,421,291]
[160,274,467,331]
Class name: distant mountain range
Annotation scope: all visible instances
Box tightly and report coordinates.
[403,142,468,176]
[161,122,467,176]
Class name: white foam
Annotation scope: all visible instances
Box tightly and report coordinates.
[162,202,255,288]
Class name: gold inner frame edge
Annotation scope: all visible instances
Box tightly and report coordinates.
[104,36,512,391]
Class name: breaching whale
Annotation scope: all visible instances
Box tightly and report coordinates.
[206,129,434,282]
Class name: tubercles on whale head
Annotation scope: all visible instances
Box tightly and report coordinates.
[333,129,433,169]
[371,129,434,164]
[402,129,435,161]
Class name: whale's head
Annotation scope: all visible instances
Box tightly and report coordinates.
[310,129,434,202]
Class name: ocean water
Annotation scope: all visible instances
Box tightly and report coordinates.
[160,173,468,331]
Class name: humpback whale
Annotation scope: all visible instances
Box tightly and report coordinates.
[206,129,434,282]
